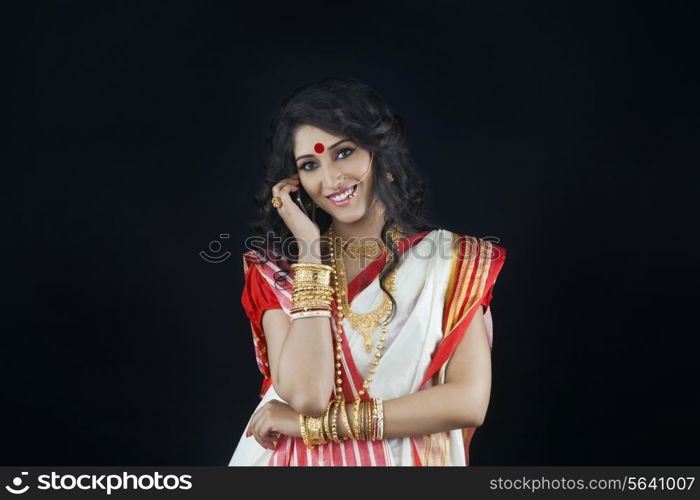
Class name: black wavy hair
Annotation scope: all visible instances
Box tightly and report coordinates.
[247,76,438,323]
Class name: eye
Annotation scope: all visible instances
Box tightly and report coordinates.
[337,147,355,160]
[298,161,318,172]
[297,147,355,171]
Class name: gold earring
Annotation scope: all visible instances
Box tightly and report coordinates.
[386,172,394,183]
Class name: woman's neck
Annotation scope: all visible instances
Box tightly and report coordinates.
[331,201,387,242]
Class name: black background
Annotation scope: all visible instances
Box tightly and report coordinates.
[4,1,698,465]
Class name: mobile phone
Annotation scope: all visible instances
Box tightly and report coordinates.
[294,185,309,217]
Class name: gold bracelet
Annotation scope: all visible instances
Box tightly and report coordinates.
[364,400,371,440]
[371,398,378,441]
[292,296,333,305]
[306,415,326,446]
[353,398,362,441]
[292,290,331,297]
[291,302,332,311]
[292,284,334,294]
[376,398,384,440]
[292,288,333,298]
[291,263,333,286]
[292,271,332,286]
[299,414,312,449]
[338,398,353,440]
[290,298,332,307]
[358,401,365,441]
[358,402,364,440]
[291,292,333,308]
[330,399,342,443]
[322,399,333,443]
[291,262,333,272]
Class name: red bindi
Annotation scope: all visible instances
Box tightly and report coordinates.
[314,142,325,153]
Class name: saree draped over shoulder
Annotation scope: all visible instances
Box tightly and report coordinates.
[228,228,507,466]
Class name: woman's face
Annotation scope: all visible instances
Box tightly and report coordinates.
[292,124,377,225]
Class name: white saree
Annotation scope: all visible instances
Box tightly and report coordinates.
[228,228,502,466]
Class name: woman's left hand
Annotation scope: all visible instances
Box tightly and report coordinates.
[245,399,300,450]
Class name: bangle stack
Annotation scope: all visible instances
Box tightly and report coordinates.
[299,397,383,448]
[290,262,334,320]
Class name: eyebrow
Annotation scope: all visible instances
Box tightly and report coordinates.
[294,138,353,162]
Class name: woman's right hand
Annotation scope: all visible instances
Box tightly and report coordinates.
[271,174,321,253]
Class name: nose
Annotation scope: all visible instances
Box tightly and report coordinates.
[320,160,345,193]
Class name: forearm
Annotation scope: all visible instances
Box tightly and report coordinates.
[335,383,487,440]
[274,246,334,415]
[275,316,334,414]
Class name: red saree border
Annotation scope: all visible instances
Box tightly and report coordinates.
[411,233,507,466]
[347,229,431,303]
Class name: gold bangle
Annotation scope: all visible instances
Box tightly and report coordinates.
[371,399,378,441]
[291,292,333,306]
[322,399,333,443]
[291,264,333,285]
[291,262,333,272]
[292,283,334,292]
[291,298,333,307]
[299,414,312,449]
[330,399,342,443]
[306,415,326,446]
[292,288,334,296]
[292,270,332,286]
[364,400,371,440]
[353,398,362,441]
[290,301,332,310]
[292,297,331,309]
[376,398,384,440]
[292,287,333,296]
[359,401,365,440]
[292,294,333,304]
[339,398,353,440]
[358,402,364,441]
[362,401,369,441]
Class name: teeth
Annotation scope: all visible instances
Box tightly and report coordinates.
[329,185,355,202]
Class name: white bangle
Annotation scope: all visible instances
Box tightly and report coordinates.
[290,309,332,320]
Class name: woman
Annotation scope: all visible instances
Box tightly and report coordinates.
[228,77,507,466]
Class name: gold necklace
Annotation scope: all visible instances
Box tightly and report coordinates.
[344,238,385,260]
[326,224,402,353]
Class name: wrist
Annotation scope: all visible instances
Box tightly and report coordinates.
[297,239,322,263]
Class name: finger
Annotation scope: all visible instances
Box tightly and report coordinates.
[259,424,277,450]
[252,431,266,449]
[246,410,261,438]
[252,420,274,449]
[277,184,299,210]
[272,180,298,199]
[279,183,298,199]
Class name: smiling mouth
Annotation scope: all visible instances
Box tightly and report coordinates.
[326,184,358,202]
